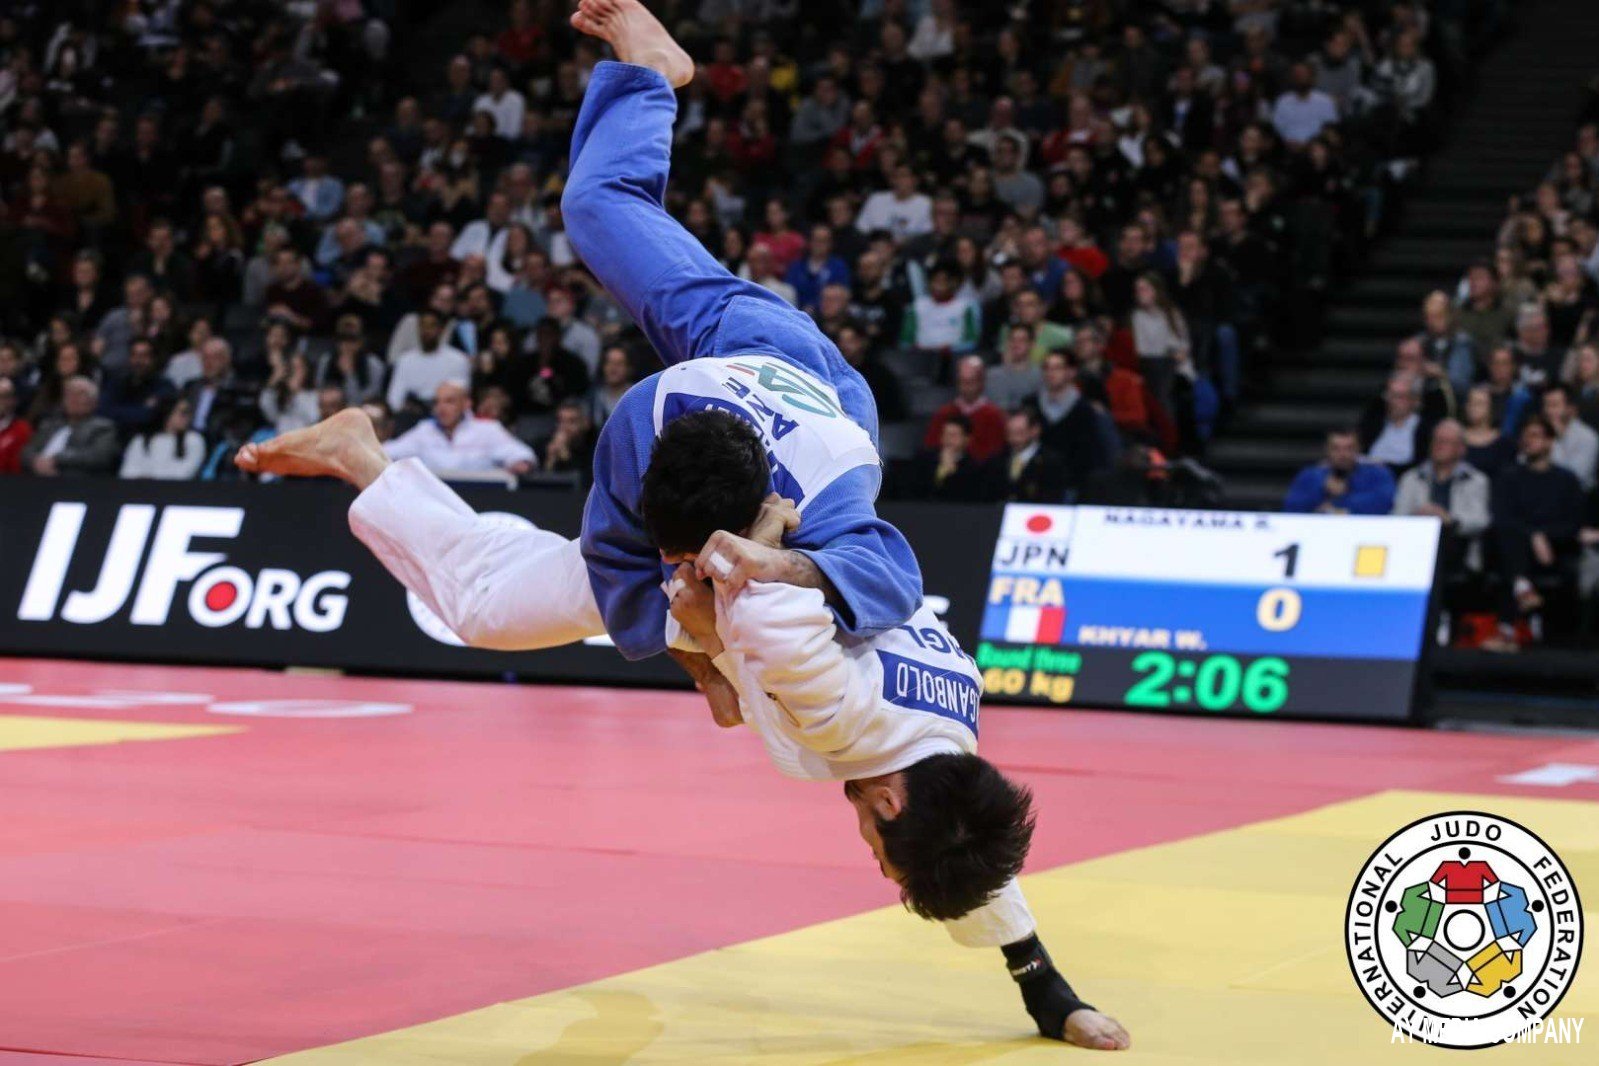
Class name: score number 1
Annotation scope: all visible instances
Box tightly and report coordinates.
[1259,542,1302,633]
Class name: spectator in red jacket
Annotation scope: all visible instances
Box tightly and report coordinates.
[0,376,33,474]
[703,39,748,104]
[830,101,884,171]
[495,0,543,71]
[728,100,779,175]
[1056,215,1109,279]
[752,198,806,276]
[1073,325,1150,439]
[923,354,1007,462]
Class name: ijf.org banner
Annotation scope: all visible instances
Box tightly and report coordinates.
[0,478,997,686]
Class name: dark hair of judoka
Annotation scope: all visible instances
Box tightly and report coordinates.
[879,754,1036,922]
[642,409,770,554]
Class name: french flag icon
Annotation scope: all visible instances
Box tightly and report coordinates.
[1003,604,1067,644]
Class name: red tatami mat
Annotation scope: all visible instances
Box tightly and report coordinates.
[0,657,1594,1064]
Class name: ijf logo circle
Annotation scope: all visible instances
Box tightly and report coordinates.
[1345,811,1583,1048]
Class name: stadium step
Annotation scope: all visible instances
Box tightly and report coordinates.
[1270,367,1388,403]
[1336,275,1435,308]
[1312,337,1398,368]
[1323,304,1425,338]
[1217,475,1296,512]
[1207,437,1321,477]
[1399,202,1508,243]
[1423,172,1539,199]
[1363,246,1479,277]
[1229,402,1363,439]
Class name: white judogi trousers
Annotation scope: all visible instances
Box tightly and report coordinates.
[347,458,1035,948]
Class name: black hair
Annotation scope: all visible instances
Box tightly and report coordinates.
[1011,405,1043,430]
[641,409,770,555]
[1522,413,1557,439]
[877,754,1036,922]
[146,394,191,459]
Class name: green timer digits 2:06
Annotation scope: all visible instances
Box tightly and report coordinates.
[1124,652,1291,713]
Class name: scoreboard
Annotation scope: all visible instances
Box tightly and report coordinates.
[976,505,1442,721]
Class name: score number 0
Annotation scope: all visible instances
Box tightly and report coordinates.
[1258,542,1302,632]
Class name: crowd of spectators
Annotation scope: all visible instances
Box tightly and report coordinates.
[0,1,1475,501]
[1284,101,1599,649]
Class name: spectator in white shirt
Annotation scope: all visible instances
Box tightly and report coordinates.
[1271,62,1340,147]
[450,192,513,261]
[287,154,345,222]
[387,309,472,417]
[473,67,526,138]
[1544,382,1599,489]
[906,0,956,61]
[388,283,460,363]
[1362,373,1429,474]
[164,318,215,390]
[119,396,206,480]
[856,164,934,244]
[385,380,536,477]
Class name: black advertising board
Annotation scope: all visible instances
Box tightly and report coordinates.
[0,478,997,688]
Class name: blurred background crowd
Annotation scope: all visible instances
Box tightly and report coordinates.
[17,0,1599,652]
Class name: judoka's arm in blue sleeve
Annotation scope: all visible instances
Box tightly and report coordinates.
[788,465,923,637]
[581,379,672,661]
[563,61,798,368]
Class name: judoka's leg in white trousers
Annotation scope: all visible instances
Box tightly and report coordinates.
[348,457,605,650]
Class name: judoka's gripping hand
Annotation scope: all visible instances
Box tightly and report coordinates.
[748,494,800,547]
[697,497,838,605]
[667,563,720,655]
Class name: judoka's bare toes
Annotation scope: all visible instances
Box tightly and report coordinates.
[235,408,388,489]
[1064,1009,1130,1051]
[571,0,694,87]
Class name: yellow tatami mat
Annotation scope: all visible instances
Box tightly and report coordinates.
[0,714,239,752]
[267,790,1596,1064]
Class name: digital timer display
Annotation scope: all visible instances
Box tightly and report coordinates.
[977,506,1441,721]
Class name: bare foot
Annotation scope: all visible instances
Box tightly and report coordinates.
[234,408,390,489]
[571,0,694,88]
[1064,1009,1131,1051]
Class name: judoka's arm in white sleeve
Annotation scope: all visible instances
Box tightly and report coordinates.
[719,580,880,752]
[347,457,605,650]
[941,878,1037,947]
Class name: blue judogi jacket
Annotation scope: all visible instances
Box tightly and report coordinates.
[565,61,923,660]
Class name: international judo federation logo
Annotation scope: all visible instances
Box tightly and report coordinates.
[1345,812,1583,1048]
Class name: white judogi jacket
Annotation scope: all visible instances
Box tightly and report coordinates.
[691,578,1033,948]
[690,583,980,783]
[350,458,1035,947]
